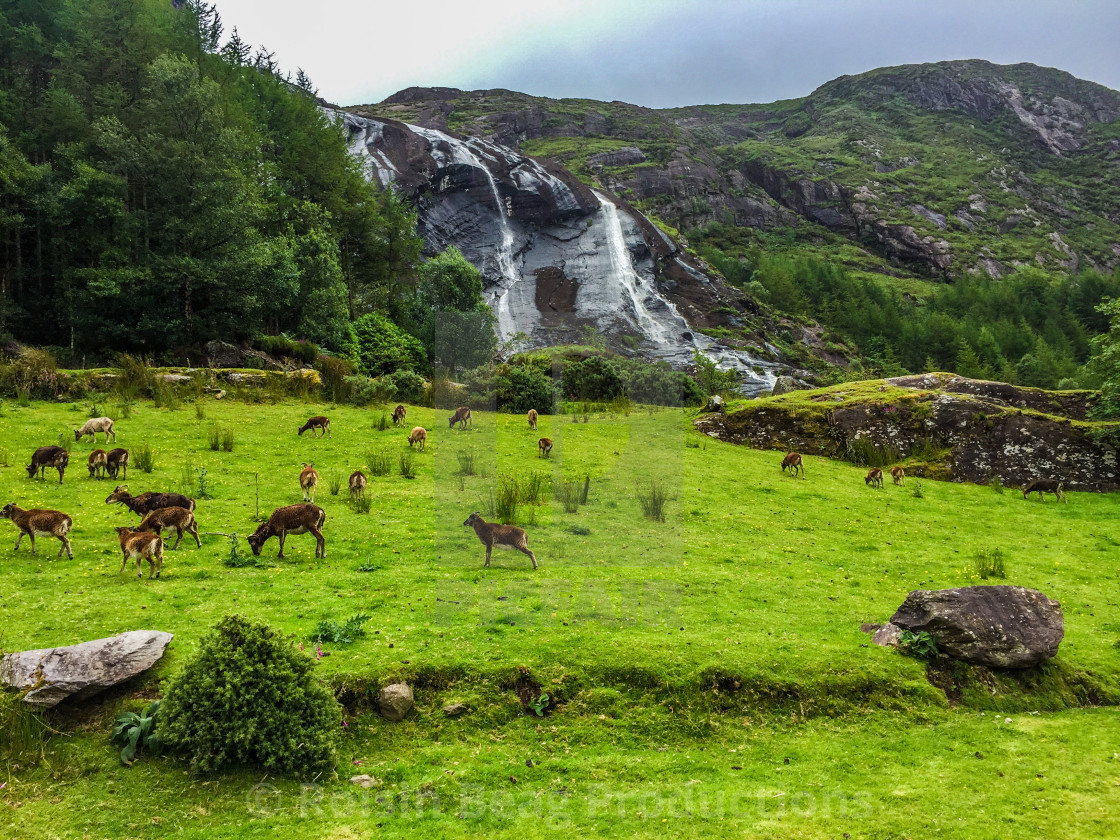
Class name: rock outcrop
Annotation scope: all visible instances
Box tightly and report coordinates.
[889,586,1064,669]
[694,374,1120,491]
[1,630,173,707]
[378,682,414,722]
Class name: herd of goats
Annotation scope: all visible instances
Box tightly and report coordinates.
[3,406,1069,580]
[2,405,545,580]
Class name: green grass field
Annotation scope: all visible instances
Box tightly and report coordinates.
[2,397,1119,838]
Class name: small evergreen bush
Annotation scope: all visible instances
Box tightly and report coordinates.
[160,615,341,777]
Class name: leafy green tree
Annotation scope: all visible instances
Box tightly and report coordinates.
[405,248,496,373]
[1085,299,1120,416]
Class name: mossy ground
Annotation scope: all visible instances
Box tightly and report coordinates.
[1,396,1118,838]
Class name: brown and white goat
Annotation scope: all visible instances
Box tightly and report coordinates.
[891,466,906,486]
[298,416,331,438]
[88,449,108,479]
[106,485,196,516]
[392,405,407,426]
[463,512,537,570]
[0,503,73,558]
[136,506,200,550]
[781,452,804,477]
[75,416,115,443]
[538,437,553,458]
[106,448,129,480]
[865,467,884,488]
[115,526,164,579]
[300,463,319,502]
[247,503,326,559]
[349,470,368,499]
[27,446,68,483]
[409,427,427,450]
[1022,479,1067,503]
[527,409,538,431]
[449,406,472,429]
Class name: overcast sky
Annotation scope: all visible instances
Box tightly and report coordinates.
[212,0,1120,108]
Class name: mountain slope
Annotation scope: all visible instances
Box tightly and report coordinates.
[353,61,1120,284]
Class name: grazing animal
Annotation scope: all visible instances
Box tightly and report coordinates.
[105,448,129,480]
[349,469,368,498]
[247,503,326,559]
[392,405,407,426]
[538,437,553,458]
[781,452,804,477]
[1022,479,1067,503]
[298,416,331,438]
[27,446,68,483]
[115,526,164,579]
[408,427,427,451]
[105,485,196,516]
[0,503,73,558]
[299,463,319,502]
[88,449,108,479]
[891,466,906,486]
[865,467,884,488]
[449,406,472,429]
[463,512,537,570]
[75,416,116,443]
[136,506,200,550]
[527,409,538,431]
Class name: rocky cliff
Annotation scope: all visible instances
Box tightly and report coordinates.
[325,107,784,392]
[694,374,1120,491]
[353,61,1120,283]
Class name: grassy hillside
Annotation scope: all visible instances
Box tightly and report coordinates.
[2,396,1119,837]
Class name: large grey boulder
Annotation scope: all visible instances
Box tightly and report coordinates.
[891,586,1063,668]
[771,375,810,396]
[378,682,414,722]
[1,630,173,707]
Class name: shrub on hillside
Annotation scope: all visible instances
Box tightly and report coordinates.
[159,615,341,777]
[350,312,426,377]
[497,363,555,414]
[384,369,425,404]
[257,335,319,364]
[562,355,624,402]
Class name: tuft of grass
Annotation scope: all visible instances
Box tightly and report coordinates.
[367,450,392,477]
[134,444,155,474]
[845,437,901,467]
[911,481,924,499]
[0,688,50,762]
[457,449,476,476]
[207,424,221,451]
[350,495,372,514]
[556,482,581,513]
[375,411,390,431]
[327,471,343,496]
[974,547,1007,580]
[221,426,235,452]
[989,475,1005,494]
[636,478,668,522]
[194,401,206,422]
[496,476,519,524]
[0,447,10,467]
[399,452,417,479]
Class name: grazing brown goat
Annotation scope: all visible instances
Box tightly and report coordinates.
[105,485,196,516]
[0,503,73,558]
[463,512,537,570]
[349,470,368,498]
[781,452,804,477]
[392,405,407,426]
[247,503,326,559]
[27,446,68,483]
[75,417,115,443]
[449,406,472,429]
[527,409,538,431]
[538,437,553,458]
[298,416,331,438]
[106,448,129,480]
[115,526,164,579]
[88,449,108,479]
[865,467,884,488]
[409,427,427,451]
[136,506,200,550]
[1022,479,1067,503]
[299,464,319,502]
[891,466,906,486]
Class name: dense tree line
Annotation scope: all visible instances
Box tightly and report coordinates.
[702,238,1120,389]
[0,0,493,372]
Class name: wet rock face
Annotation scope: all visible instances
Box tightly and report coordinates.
[329,108,782,394]
[891,586,1064,669]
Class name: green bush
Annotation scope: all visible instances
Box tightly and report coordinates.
[257,335,319,364]
[160,615,341,777]
[350,312,426,377]
[562,355,624,402]
[497,363,555,414]
[345,376,395,407]
[384,369,426,404]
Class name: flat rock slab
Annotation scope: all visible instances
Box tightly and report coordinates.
[891,586,1063,668]
[1,630,173,707]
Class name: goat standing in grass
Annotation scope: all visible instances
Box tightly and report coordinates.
[891,466,905,486]
[463,512,537,570]
[136,506,201,550]
[0,503,73,558]
[781,452,804,477]
[409,427,427,451]
[538,437,553,458]
[527,409,538,430]
[298,416,331,438]
[27,446,68,483]
[248,504,326,559]
[349,470,368,498]
[106,448,129,480]
[449,407,472,429]
[115,526,163,579]
[75,417,115,443]
[300,464,319,502]
[1022,479,1067,502]
[865,467,884,488]
[88,449,108,479]
[392,405,407,426]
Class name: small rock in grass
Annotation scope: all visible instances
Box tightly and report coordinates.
[378,682,414,722]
